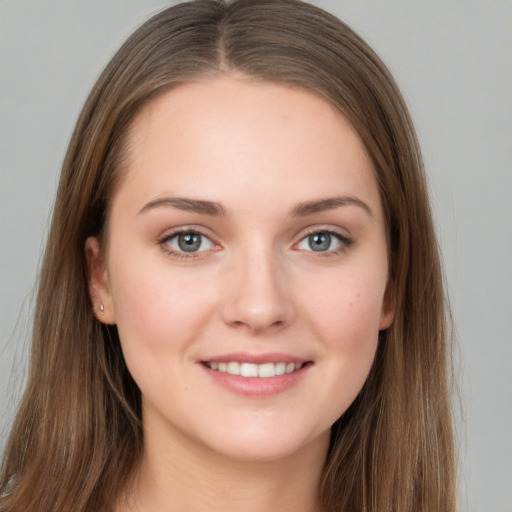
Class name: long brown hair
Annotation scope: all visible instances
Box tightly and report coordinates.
[0,1,456,510]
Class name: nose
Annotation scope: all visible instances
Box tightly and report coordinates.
[221,245,295,334]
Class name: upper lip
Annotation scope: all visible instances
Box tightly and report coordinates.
[200,352,311,365]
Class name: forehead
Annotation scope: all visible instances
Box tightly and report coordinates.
[115,75,381,216]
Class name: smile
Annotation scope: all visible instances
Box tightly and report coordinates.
[205,361,304,378]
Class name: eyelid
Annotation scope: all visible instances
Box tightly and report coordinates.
[292,226,353,253]
[158,226,221,258]
[158,225,218,242]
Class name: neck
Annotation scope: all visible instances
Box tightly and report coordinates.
[120,411,329,512]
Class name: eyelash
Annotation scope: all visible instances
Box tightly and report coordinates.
[159,228,218,260]
[296,228,353,257]
[158,227,353,260]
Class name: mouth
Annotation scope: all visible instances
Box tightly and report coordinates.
[203,361,306,378]
[199,353,313,396]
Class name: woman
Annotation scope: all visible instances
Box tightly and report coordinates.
[0,1,456,510]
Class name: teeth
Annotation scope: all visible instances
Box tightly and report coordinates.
[275,362,286,375]
[257,363,274,378]
[240,363,258,377]
[206,361,304,378]
[227,362,240,375]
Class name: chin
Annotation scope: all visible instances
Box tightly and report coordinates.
[199,423,329,464]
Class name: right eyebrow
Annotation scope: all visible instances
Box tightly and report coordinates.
[290,195,373,217]
[137,197,227,216]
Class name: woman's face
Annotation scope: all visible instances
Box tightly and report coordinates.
[88,76,394,462]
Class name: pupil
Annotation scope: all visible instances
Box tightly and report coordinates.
[178,233,201,252]
[309,232,331,251]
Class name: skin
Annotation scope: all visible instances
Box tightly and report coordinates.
[87,75,394,512]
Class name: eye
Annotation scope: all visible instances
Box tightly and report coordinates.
[163,231,215,253]
[296,230,349,252]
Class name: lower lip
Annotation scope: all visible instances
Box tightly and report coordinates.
[200,363,311,397]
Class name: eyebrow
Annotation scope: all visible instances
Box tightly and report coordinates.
[138,197,226,216]
[290,196,373,217]
[137,195,372,218]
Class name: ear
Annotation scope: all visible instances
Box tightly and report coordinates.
[378,277,396,331]
[85,237,116,324]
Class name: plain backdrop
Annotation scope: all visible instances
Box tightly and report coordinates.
[1,1,511,510]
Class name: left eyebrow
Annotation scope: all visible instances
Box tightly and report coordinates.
[137,197,227,216]
[290,196,373,217]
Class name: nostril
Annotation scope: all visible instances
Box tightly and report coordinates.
[227,316,286,333]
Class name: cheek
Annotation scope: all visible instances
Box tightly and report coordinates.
[285,272,383,429]
[303,270,385,414]
[301,267,387,346]
[107,253,216,357]
[107,259,222,407]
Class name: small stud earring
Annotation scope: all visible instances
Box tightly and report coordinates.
[99,304,105,313]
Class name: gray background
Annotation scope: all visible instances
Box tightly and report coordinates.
[1,1,511,510]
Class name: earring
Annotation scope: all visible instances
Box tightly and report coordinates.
[99,304,105,313]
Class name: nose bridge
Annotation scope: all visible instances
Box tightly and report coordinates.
[222,237,294,332]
